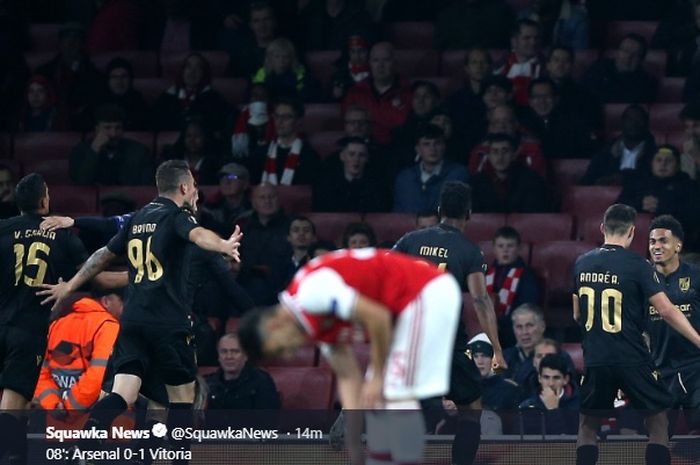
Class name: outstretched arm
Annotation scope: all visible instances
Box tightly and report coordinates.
[650,292,700,349]
[189,225,243,262]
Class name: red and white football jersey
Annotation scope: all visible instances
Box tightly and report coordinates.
[280,249,443,343]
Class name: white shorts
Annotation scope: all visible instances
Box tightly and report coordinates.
[383,273,461,400]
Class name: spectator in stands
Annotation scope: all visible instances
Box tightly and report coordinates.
[252,38,318,102]
[343,42,412,146]
[300,0,372,51]
[430,109,470,166]
[95,58,150,131]
[250,99,321,185]
[202,163,252,236]
[497,19,544,106]
[281,216,317,286]
[70,104,154,185]
[36,22,103,130]
[651,0,700,76]
[85,0,145,52]
[486,226,540,348]
[520,77,595,158]
[415,210,439,230]
[341,221,377,248]
[581,104,656,185]
[224,1,279,78]
[393,124,469,213]
[470,333,521,414]
[16,75,67,132]
[679,101,700,180]
[518,353,579,435]
[520,338,577,401]
[583,33,658,104]
[331,34,371,101]
[150,0,217,52]
[435,0,514,49]
[0,164,18,219]
[152,52,230,135]
[236,183,292,305]
[503,303,546,386]
[231,83,276,159]
[544,47,601,130]
[518,0,589,50]
[313,137,389,212]
[308,240,337,258]
[471,133,549,213]
[162,118,224,185]
[618,144,700,235]
[468,105,546,178]
[205,333,280,410]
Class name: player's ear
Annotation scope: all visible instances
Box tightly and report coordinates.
[599,222,605,237]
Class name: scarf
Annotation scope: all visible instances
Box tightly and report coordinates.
[231,105,276,158]
[486,265,525,318]
[349,62,370,83]
[262,138,303,185]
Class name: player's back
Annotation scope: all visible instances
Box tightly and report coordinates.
[0,213,87,333]
[574,244,662,367]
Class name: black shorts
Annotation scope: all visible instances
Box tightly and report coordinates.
[111,321,196,387]
[0,325,47,401]
[580,364,673,416]
[663,365,700,410]
[447,347,482,405]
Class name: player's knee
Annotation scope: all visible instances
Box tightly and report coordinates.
[112,372,143,405]
[165,381,196,403]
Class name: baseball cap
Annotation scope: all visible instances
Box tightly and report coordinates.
[467,332,494,357]
[218,163,250,181]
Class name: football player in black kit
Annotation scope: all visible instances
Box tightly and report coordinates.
[647,215,700,433]
[38,160,242,462]
[573,205,700,465]
[394,181,506,465]
[0,174,89,465]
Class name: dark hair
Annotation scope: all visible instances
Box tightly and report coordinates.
[481,75,513,95]
[250,0,275,16]
[439,181,471,220]
[338,136,368,151]
[275,97,305,118]
[493,226,521,244]
[649,214,685,242]
[512,18,540,38]
[414,123,445,144]
[622,104,650,123]
[486,132,517,150]
[680,101,700,121]
[155,160,191,194]
[14,173,47,213]
[105,57,134,80]
[94,103,126,124]
[237,306,274,362]
[603,204,637,236]
[538,353,569,376]
[528,77,558,97]
[290,215,316,235]
[465,47,492,65]
[342,222,377,248]
[308,240,337,257]
[620,33,648,59]
[411,80,440,99]
[547,46,574,62]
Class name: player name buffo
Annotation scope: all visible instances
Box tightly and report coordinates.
[578,272,619,285]
[419,246,449,258]
[14,229,56,240]
[131,223,157,234]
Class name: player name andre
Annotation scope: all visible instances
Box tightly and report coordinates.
[578,272,619,284]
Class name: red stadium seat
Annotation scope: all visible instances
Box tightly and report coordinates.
[29,24,61,52]
[277,185,312,215]
[319,343,370,372]
[211,78,249,106]
[394,49,439,77]
[49,186,98,215]
[605,21,658,49]
[649,103,683,132]
[384,22,434,49]
[207,317,222,334]
[155,131,180,156]
[98,186,157,208]
[561,342,583,375]
[123,132,155,153]
[160,51,230,80]
[199,185,219,204]
[307,131,344,159]
[602,49,667,80]
[132,78,169,104]
[478,241,531,265]
[23,159,71,184]
[302,104,343,133]
[550,159,589,193]
[24,51,56,72]
[266,367,334,409]
[225,317,240,334]
[303,212,362,244]
[572,49,600,80]
[665,128,684,149]
[197,366,218,376]
[304,51,341,89]
[507,213,574,243]
[262,345,318,368]
[657,77,685,103]
[91,51,159,77]
[465,213,507,242]
[561,186,622,224]
[363,213,416,244]
[14,132,83,162]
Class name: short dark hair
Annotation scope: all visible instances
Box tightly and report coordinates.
[512,18,539,38]
[106,57,134,79]
[486,132,517,150]
[438,181,471,220]
[275,97,304,118]
[290,215,316,235]
[539,353,569,376]
[622,103,649,123]
[94,103,126,124]
[411,80,440,99]
[237,306,275,362]
[342,222,377,248]
[547,46,574,62]
[465,47,492,65]
[415,123,445,144]
[338,136,368,151]
[308,240,337,257]
[493,226,521,244]
[14,173,47,213]
[528,77,558,97]
[603,204,637,236]
[620,33,648,59]
[649,214,685,242]
[155,160,191,195]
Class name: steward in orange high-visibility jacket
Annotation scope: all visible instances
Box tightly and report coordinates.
[34,295,121,411]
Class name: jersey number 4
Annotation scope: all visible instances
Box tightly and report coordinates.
[128,237,164,283]
[14,242,51,287]
[578,286,623,333]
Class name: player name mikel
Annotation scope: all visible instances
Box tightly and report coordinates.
[419,246,449,258]
[578,272,620,284]
[46,426,155,442]
[131,223,158,234]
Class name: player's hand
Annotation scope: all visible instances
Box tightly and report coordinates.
[91,129,111,153]
[491,351,508,374]
[442,398,458,417]
[642,195,659,213]
[540,387,560,410]
[36,277,72,312]
[222,225,243,262]
[40,216,75,231]
[359,376,384,409]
